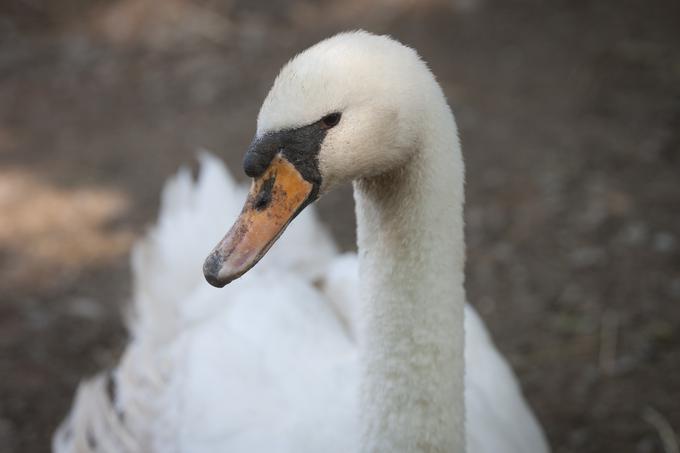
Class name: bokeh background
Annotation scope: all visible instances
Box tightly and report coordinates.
[1,0,679,451]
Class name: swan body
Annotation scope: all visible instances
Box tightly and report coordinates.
[55,31,549,453]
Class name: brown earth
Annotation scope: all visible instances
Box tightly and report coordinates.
[1,0,679,452]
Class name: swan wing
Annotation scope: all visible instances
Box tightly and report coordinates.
[465,305,550,453]
[54,154,350,453]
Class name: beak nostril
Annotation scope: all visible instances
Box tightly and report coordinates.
[252,175,276,211]
[253,193,271,210]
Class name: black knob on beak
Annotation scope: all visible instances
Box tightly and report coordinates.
[243,135,280,178]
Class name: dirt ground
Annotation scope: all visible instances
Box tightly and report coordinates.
[1,0,679,452]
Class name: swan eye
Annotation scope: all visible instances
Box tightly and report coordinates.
[320,112,341,129]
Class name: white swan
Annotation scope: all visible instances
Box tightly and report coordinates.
[54,31,549,453]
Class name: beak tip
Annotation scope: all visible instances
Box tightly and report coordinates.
[203,252,229,288]
[204,273,228,288]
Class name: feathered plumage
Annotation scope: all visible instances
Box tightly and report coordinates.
[55,155,547,453]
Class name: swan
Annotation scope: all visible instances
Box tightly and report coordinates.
[54,31,549,453]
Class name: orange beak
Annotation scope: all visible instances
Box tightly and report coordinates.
[203,154,315,287]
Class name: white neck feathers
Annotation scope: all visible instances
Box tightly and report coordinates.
[354,95,466,452]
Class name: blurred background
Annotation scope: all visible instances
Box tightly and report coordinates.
[0,0,679,451]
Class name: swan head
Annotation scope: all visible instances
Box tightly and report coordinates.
[204,31,436,287]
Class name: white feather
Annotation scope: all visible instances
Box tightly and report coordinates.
[55,155,547,453]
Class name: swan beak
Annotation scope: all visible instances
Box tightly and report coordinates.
[203,154,315,287]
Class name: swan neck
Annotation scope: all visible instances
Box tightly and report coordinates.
[354,105,466,452]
